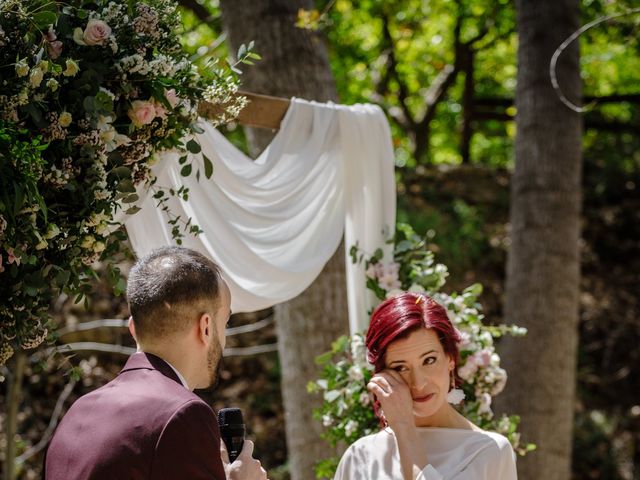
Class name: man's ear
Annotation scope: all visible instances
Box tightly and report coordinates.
[128,316,136,340]
[198,312,211,345]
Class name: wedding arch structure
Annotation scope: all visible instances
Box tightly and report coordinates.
[120,93,397,334]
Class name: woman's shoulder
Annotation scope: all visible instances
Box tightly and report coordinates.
[468,429,516,463]
[415,427,514,455]
[347,428,396,451]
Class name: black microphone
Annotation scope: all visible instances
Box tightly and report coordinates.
[218,407,245,463]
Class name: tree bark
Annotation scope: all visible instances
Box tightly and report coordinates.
[218,2,348,479]
[3,350,27,480]
[496,2,582,480]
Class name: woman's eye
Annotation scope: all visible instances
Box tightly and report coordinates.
[424,357,437,365]
[392,366,407,372]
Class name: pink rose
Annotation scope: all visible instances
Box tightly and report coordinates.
[128,100,156,128]
[165,89,180,108]
[83,19,112,46]
[47,40,63,59]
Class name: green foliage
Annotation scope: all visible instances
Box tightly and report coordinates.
[0,0,243,364]
[321,0,640,168]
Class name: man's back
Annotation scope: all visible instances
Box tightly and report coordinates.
[44,352,225,480]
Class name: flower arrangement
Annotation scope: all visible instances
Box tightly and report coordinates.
[309,224,534,478]
[0,0,249,365]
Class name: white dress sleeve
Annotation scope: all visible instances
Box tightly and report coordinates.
[333,443,364,480]
[449,436,518,479]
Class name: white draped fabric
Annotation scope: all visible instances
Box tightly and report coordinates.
[123,98,396,333]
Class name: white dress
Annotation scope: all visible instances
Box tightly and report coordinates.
[334,427,517,480]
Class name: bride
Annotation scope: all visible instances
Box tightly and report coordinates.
[334,292,517,479]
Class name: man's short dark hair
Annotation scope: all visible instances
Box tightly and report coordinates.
[127,246,222,341]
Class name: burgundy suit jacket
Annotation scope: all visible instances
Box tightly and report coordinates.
[44,352,226,479]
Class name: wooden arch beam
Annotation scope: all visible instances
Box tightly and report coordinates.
[198,91,291,130]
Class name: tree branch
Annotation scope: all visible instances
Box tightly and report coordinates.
[380,14,417,132]
[15,378,77,466]
[177,0,216,24]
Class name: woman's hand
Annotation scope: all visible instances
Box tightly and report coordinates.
[367,369,414,429]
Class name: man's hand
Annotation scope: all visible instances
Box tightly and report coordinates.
[221,439,267,480]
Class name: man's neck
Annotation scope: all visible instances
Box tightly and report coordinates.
[137,342,195,390]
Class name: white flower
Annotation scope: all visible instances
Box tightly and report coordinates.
[446,388,465,405]
[95,223,110,236]
[344,420,359,437]
[87,211,109,227]
[457,331,472,349]
[59,112,72,128]
[80,235,95,249]
[44,224,60,240]
[97,115,131,151]
[93,241,106,254]
[478,392,493,416]
[408,283,425,293]
[347,365,364,382]
[46,78,59,91]
[15,59,29,77]
[35,235,48,250]
[359,392,371,407]
[458,360,478,382]
[490,367,507,396]
[29,67,44,88]
[63,59,80,77]
[322,415,333,427]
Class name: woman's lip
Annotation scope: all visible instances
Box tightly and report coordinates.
[412,393,435,403]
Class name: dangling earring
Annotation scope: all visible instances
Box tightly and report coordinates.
[446,370,465,405]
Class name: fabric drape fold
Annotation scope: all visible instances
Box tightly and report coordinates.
[123,98,396,333]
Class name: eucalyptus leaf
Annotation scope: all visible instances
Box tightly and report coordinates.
[180,164,192,177]
[203,154,214,179]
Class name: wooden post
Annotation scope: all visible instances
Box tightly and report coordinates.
[198,91,290,130]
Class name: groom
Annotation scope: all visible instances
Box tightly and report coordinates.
[44,246,267,480]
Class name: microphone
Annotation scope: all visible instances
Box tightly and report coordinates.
[218,407,245,463]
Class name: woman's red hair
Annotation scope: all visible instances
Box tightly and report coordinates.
[366,292,462,386]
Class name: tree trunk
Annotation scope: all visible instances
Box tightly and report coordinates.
[3,350,27,480]
[218,2,348,479]
[497,2,582,480]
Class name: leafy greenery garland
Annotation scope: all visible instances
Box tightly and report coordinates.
[0,0,251,365]
[309,224,534,478]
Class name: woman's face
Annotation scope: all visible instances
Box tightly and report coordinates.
[384,327,454,423]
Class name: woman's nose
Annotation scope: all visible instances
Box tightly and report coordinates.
[409,369,428,391]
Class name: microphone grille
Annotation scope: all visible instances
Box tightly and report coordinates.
[218,407,244,427]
